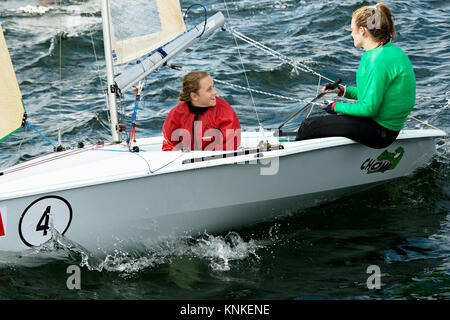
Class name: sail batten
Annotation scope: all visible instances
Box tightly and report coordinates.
[109,0,186,65]
[0,24,25,142]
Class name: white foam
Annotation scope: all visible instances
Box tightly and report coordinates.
[19,5,52,15]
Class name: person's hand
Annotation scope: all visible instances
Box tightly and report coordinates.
[321,83,345,97]
[321,100,337,114]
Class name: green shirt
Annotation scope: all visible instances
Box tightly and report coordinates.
[334,42,416,131]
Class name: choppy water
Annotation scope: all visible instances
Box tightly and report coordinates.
[0,0,449,301]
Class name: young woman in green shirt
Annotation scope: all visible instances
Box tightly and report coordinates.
[295,3,416,149]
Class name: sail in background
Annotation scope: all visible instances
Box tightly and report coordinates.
[109,0,186,65]
[0,24,25,142]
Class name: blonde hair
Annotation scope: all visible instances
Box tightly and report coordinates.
[179,71,210,102]
[353,3,395,43]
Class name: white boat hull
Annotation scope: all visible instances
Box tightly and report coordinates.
[0,129,444,253]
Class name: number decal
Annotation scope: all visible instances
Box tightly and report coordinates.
[19,196,72,247]
[36,206,51,236]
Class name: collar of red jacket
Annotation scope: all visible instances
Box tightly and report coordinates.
[187,101,212,115]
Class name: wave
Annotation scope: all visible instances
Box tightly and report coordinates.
[2,0,99,16]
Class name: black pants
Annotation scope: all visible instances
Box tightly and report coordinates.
[295,114,400,149]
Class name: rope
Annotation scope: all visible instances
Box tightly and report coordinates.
[55,0,64,147]
[18,123,30,154]
[26,121,58,148]
[82,147,185,174]
[220,11,333,126]
[305,102,315,119]
[308,75,323,118]
[58,0,63,109]
[227,28,334,83]
[88,16,106,96]
[214,79,314,104]
[223,0,262,128]
[407,115,446,133]
[315,76,322,97]
[0,149,88,176]
[184,4,208,38]
[128,86,141,146]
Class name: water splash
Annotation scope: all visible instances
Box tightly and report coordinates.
[4,229,264,276]
[188,232,262,272]
[18,5,53,15]
[93,232,263,274]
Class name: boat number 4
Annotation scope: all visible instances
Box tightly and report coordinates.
[19,196,73,247]
[361,147,405,174]
[36,206,51,236]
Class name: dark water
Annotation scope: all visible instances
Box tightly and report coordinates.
[0,0,449,301]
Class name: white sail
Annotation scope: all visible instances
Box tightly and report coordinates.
[109,0,186,65]
[0,24,25,142]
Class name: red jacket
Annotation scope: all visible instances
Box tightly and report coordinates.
[162,97,241,151]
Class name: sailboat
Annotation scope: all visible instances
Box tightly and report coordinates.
[0,0,445,253]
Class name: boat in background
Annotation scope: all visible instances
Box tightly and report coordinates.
[0,0,445,253]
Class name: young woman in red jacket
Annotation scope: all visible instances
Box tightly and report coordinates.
[162,71,241,151]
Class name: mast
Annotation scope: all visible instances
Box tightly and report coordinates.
[101,0,120,143]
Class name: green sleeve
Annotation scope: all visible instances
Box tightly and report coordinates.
[344,86,358,100]
[334,67,388,118]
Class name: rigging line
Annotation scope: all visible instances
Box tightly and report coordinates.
[18,123,31,154]
[229,28,317,76]
[228,29,312,74]
[407,115,446,133]
[58,0,62,96]
[184,4,208,38]
[117,95,125,136]
[26,121,58,148]
[227,28,335,83]
[86,8,110,130]
[84,148,185,175]
[131,151,185,175]
[128,85,142,146]
[306,75,323,118]
[88,17,105,95]
[0,149,88,176]
[56,0,63,143]
[180,29,219,63]
[223,0,262,127]
[214,78,315,105]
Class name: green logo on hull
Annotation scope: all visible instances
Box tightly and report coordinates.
[361,147,405,174]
